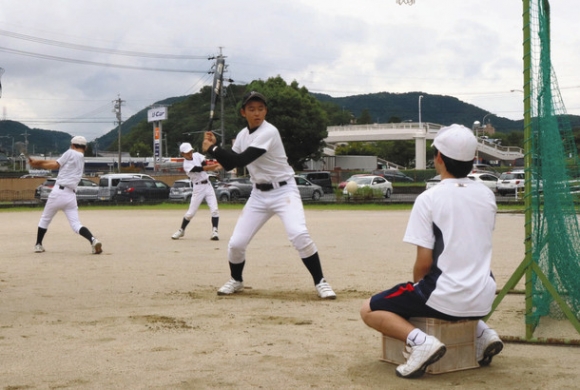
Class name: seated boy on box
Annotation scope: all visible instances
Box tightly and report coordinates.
[360,124,503,378]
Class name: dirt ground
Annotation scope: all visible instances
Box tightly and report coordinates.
[1,207,579,389]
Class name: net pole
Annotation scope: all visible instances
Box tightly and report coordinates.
[522,0,535,340]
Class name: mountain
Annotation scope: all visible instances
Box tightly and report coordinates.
[312,91,526,133]
[6,89,580,155]
[0,120,72,156]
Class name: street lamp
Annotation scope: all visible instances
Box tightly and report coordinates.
[481,113,494,135]
[472,121,481,162]
[418,95,423,130]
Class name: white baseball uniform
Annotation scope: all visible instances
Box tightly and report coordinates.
[182,152,219,220]
[228,120,317,263]
[38,148,84,233]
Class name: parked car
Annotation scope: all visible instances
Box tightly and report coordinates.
[467,172,499,192]
[39,178,99,202]
[97,173,154,201]
[372,169,414,182]
[35,177,56,199]
[215,177,253,200]
[496,170,525,196]
[471,164,498,175]
[169,179,193,202]
[342,175,392,198]
[297,171,333,194]
[425,175,441,190]
[338,174,372,190]
[114,178,171,203]
[294,175,323,201]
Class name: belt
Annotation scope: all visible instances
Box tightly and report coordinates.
[195,180,208,185]
[255,181,287,191]
[59,185,76,193]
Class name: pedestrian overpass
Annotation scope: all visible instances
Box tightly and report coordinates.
[325,123,523,169]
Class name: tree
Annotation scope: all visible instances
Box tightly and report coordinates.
[243,77,328,170]
[358,109,373,124]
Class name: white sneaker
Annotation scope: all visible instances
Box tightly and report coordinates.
[172,229,184,240]
[91,239,102,254]
[396,335,446,378]
[211,227,219,241]
[476,328,503,366]
[34,244,45,253]
[217,278,244,295]
[315,278,337,299]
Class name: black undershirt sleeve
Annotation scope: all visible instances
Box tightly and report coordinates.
[209,145,266,172]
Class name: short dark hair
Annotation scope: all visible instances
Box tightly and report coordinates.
[73,144,87,150]
[433,146,472,178]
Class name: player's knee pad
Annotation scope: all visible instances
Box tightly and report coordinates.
[228,239,247,264]
[291,233,317,259]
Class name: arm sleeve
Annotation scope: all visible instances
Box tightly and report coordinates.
[209,145,266,172]
[189,165,204,173]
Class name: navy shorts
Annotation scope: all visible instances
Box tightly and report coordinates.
[369,282,479,321]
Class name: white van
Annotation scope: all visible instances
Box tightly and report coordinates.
[97,173,154,201]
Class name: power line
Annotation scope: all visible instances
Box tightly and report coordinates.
[0,46,211,73]
[0,28,211,60]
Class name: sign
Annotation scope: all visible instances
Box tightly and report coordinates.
[147,107,168,122]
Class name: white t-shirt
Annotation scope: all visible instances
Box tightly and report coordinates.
[183,152,209,183]
[403,177,498,317]
[232,120,294,184]
[55,148,84,190]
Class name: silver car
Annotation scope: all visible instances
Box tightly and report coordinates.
[294,175,323,201]
[40,178,99,202]
[215,177,253,200]
[169,179,193,202]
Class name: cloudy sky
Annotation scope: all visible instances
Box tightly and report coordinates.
[1,0,578,142]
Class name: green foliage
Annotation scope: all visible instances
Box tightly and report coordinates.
[335,140,434,168]
[358,109,373,125]
[243,77,328,170]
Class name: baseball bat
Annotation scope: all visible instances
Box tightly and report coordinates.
[208,56,225,132]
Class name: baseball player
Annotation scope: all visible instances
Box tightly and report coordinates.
[171,142,221,241]
[202,91,336,299]
[28,136,102,254]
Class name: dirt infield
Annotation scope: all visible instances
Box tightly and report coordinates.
[1,208,579,389]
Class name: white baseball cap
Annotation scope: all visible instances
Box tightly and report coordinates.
[71,136,87,146]
[179,142,194,153]
[432,124,477,162]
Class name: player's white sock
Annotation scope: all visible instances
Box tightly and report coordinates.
[476,320,490,338]
[407,328,427,346]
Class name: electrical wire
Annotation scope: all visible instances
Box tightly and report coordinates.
[0,28,210,60]
[0,46,211,73]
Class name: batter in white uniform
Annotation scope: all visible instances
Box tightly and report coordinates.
[29,136,102,254]
[202,91,336,299]
[171,142,221,241]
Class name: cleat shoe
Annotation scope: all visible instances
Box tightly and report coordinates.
[395,335,446,378]
[211,227,219,241]
[34,244,45,253]
[91,239,102,254]
[476,328,503,366]
[315,278,337,299]
[172,229,184,240]
[217,278,244,295]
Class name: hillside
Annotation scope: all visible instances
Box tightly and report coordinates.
[5,88,580,156]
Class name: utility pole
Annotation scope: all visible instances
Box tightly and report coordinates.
[113,95,125,173]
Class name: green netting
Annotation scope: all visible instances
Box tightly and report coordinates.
[527,0,580,324]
